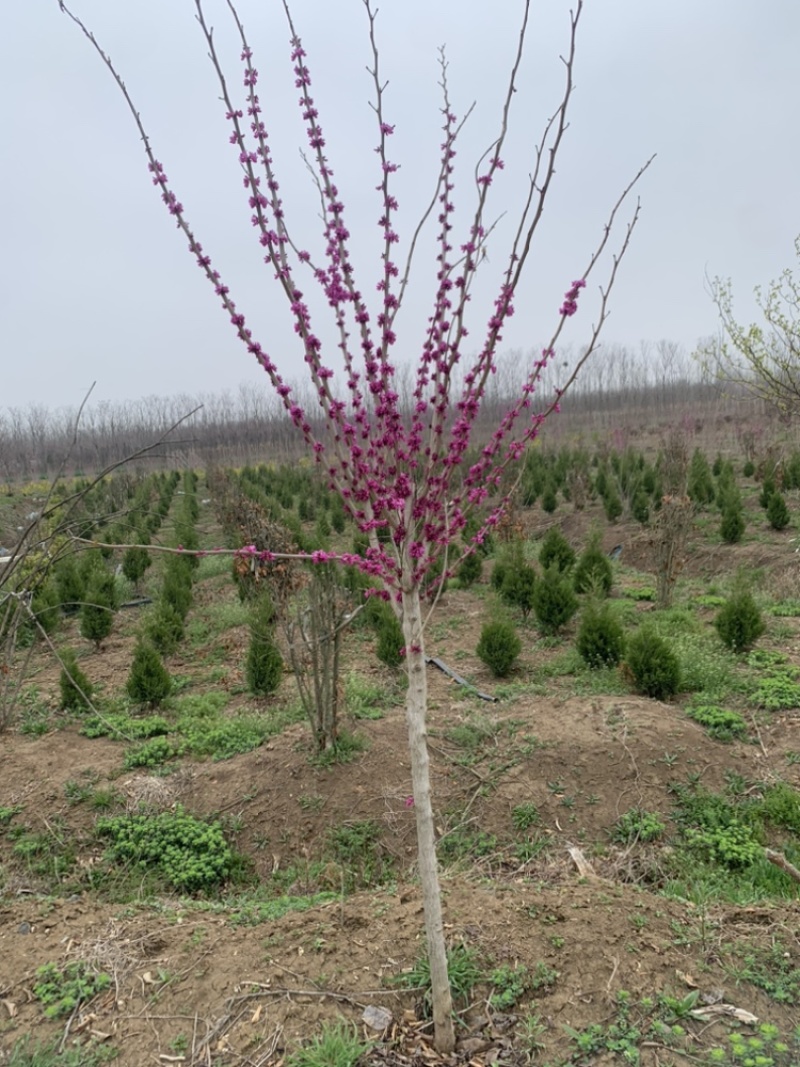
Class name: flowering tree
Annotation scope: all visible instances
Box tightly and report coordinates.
[699,234,800,416]
[60,0,650,1051]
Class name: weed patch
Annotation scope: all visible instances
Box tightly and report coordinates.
[286,1019,368,1067]
[727,942,800,1005]
[327,820,390,889]
[393,943,481,1017]
[686,704,749,742]
[611,808,666,844]
[33,960,111,1018]
[309,729,367,767]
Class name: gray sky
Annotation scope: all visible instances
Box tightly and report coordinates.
[2,0,798,411]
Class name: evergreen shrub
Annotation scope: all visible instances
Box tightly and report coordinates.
[576,602,626,668]
[624,628,681,699]
[538,527,575,573]
[477,619,522,677]
[715,591,765,653]
[127,640,172,706]
[573,534,613,596]
[532,565,578,635]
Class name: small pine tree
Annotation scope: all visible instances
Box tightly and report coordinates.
[631,490,650,525]
[758,476,777,509]
[715,464,738,510]
[122,545,151,591]
[576,602,626,668]
[457,551,482,587]
[603,489,623,523]
[500,563,537,618]
[720,502,745,544]
[687,449,716,506]
[476,618,522,677]
[298,496,315,522]
[573,534,613,596]
[31,581,62,635]
[246,594,283,695]
[330,499,346,534]
[715,590,765,652]
[742,460,755,478]
[766,492,790,531]
[315,511,332,542]
[532,564,578,635]
[162,556,193,618]
[146,602,185,656]
[59,648,94,712]
[127,640,172,706]
[376,604,405,668]
[78,548,104,584]
[490,559,508,591]
[55,555,85,615]
[624,628,681,699]
[540,483,558,514]
[80,568,118,650]
[520,475,538,507]
[538,527,576,573]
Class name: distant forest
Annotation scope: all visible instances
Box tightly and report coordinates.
[0,343,773,482]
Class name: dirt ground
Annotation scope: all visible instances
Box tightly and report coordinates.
[2,488,800,1064]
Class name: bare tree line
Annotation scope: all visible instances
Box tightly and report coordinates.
[0,342,764,483]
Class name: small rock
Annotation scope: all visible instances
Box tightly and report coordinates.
[457,1037,491,1056]
[362,1005,393,1032]
[17,923,31,935]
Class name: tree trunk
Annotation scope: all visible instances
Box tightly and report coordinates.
[400,585,455,1054]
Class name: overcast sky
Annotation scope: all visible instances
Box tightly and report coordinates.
[2,0,798,412]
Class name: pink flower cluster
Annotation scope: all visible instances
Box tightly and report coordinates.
[143,10,587,601]
[559,278,586,317]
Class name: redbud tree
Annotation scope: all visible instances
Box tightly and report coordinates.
[61,0,650,1051]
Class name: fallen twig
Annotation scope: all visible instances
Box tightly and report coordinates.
[765,847,800,885]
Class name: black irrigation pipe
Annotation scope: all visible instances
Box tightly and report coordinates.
[426,656,497,703]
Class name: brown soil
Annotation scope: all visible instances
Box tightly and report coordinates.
[2,495,800,1065]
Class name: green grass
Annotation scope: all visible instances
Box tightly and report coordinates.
[195,552,236,581]
[187,599,249,645]
[185,887,340,925]
[610,807,666,844]
[82,691,304,766]
[438,826,499,864]
[444,713,502,749]
[392,942,482,1016]
[308,729,367,767]
[561,988,800,1066]
[4,1036,117,1067]
[345,672,399,720]
[726,942,800,1005]
[661,780,800,904]
[768,598,800,617]
[327,819,391,889]
[511,802,541,832]
[286,1019,368,1067]
[8,820,77,884]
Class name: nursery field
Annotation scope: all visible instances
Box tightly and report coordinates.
[1,439,800,1067]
